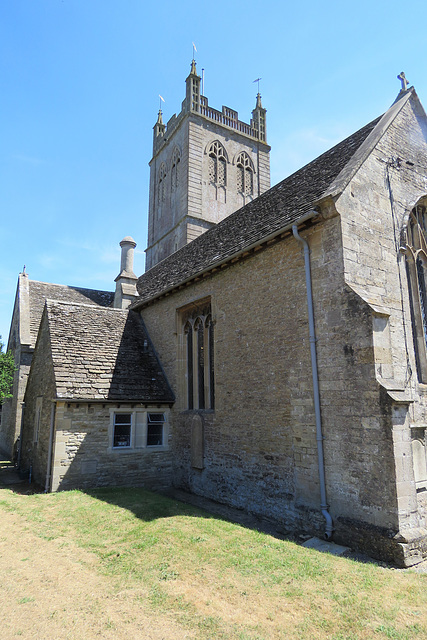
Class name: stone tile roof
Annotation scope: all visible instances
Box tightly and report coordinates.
[28,281,114,347]
[45,300,174,402]
[135,115,383,305]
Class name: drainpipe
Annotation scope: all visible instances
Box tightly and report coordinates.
[44,402,56,493]
[17,402,25,469]
[292,222,333,539]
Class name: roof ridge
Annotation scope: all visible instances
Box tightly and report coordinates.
[30,279,113,294]
[45,298,127,312]
[324,88,415,199]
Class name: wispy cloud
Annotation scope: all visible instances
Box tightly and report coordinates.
[37,253,66,269]
[13,154,45,166]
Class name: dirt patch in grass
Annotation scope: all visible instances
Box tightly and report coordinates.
[1,485,427,640]
[0,506,193,640]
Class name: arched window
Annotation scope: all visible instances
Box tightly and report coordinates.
[171,148,180,190]
[182,303,215,410]
[405,200,427,382]
[208,141,227,187]
[184,321,194,409]
[236,152,254,196]
[158,163,167,203]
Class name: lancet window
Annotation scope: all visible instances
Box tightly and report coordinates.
[236,152,254,195]
[158,163,167,203]
[208,141,227,187]
[405,201,427,382]
[183,303,215,410]
[171,149,181,190]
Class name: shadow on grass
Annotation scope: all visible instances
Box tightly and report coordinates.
[0,457,43,495]
[82,484,297,543]
[81,486,381,567]
[84,485,230,523]
[0,454,380,567]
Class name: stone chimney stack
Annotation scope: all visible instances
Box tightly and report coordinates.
[114,236,138,309]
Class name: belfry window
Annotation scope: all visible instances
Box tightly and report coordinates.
[182,303,215,410]
[405,200,427,382]
[208,141,227,187]
[236,152,254,196]
[158,163,167,203]
[171,149,180,190]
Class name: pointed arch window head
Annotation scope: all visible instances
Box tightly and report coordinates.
[236,152,254,196]
[208,141,227,187]
[405,200,427,382]
[182,302,215,411]
[171,148,181,190]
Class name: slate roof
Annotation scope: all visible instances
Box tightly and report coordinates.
[44,300,174,402]
[28,280,114,347]
[135,90,414,306]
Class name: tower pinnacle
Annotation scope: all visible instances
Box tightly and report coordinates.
[186,58,201,112]
[153,108,166,146]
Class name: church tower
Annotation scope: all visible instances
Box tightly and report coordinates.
[145,60,271,270]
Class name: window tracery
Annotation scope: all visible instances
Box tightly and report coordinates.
[236,152,254,195]
[208,141,227,187]
[158,163,167,203]
[182,303,215,410]
[405,201,427,382]
[171,148,181,190]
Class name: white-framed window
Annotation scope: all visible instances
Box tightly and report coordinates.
[147,413,165,446]
[34,396,43,443]
[113,413,132,448]
[110,409,169,451]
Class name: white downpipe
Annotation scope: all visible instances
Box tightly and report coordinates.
[292,223,333,539]
[44,403,56,493]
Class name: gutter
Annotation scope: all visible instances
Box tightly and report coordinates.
[292,221,333,540]
[133,209,320,310]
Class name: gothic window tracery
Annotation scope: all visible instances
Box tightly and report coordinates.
[236,152,254,195]
[158,163,167,204]
[208,141,227,187]
[171,148,181,190]
[182,303,215,410]
[405,201,427,382]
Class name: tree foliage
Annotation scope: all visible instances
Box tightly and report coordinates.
[0,337,15,404]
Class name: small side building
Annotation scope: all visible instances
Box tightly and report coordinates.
[0,275,115,458]
[20,301,174,491]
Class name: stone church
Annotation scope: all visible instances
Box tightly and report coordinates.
[3,62,427,567]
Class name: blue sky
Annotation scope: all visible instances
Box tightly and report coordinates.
[1,0,426,344]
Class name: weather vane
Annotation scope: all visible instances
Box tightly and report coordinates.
[253,77,262,93]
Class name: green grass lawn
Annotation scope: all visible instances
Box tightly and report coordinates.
[1,484,427,640]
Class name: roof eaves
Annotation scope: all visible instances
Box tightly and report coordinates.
[132,208,319,310]
[53,396,175,404]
